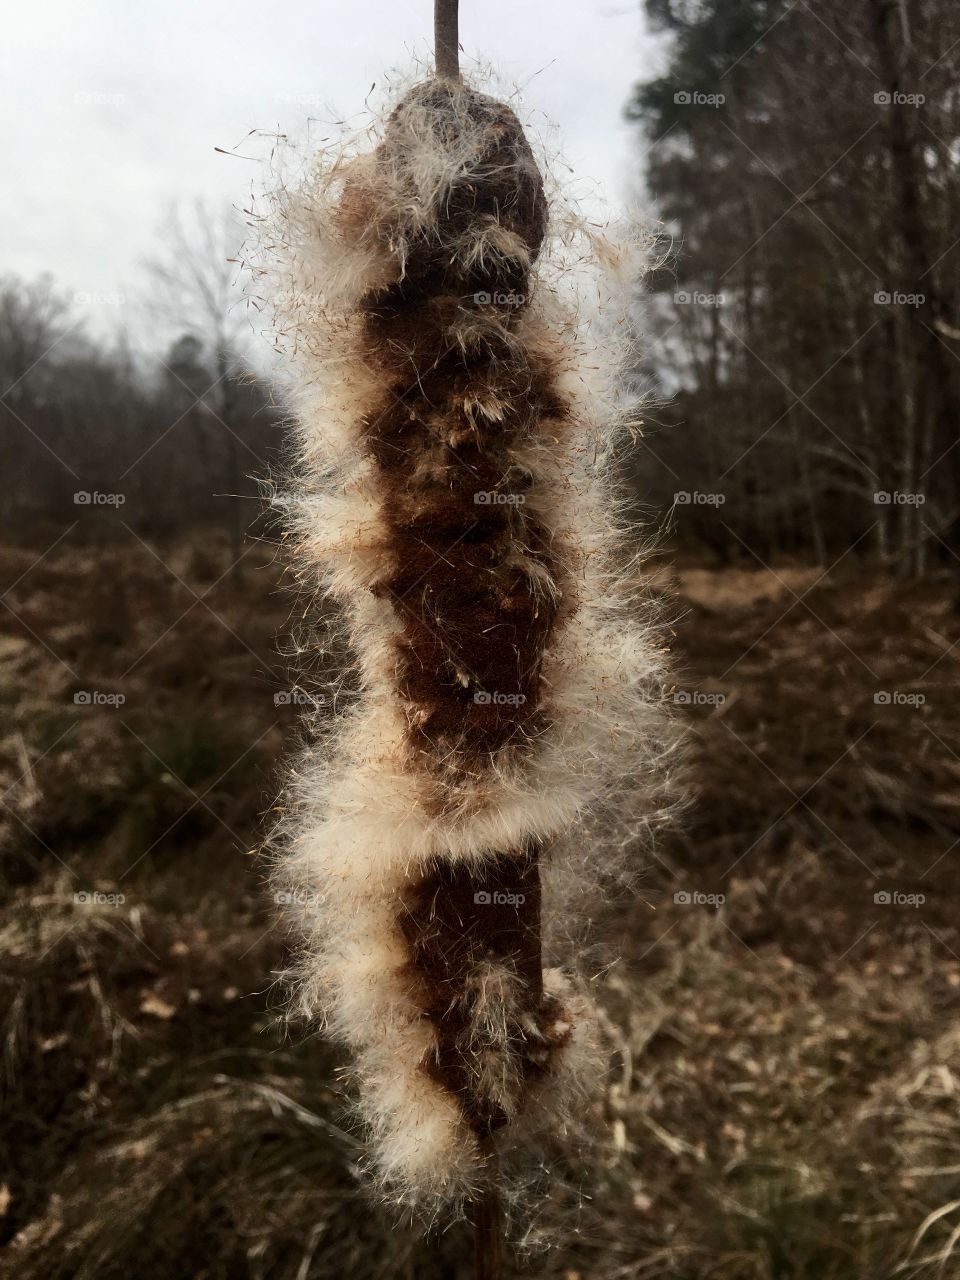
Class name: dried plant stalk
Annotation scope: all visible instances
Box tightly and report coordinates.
[265,72,681,1213]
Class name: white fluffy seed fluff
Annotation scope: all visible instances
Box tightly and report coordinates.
[253,71,684,1212]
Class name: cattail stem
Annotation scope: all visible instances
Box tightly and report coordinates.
[473,1144,504,1280]
[434,0,460,80]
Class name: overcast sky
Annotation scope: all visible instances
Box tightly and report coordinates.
[1,0,661,344]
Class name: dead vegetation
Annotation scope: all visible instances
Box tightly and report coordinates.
[1,538,959,1278]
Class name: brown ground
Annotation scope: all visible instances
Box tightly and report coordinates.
[1,534,959,1279]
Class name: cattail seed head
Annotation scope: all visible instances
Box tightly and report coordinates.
[260,72,683,1212]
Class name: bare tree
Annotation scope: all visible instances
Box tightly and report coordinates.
[628,0,960,574]
[0,274,72,410]
[144,201,253,571]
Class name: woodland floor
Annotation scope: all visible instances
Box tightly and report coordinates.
[2,534,960,1280]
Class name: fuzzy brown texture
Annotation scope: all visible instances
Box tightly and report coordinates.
[398,842,571,1139]
[341,83,572,772]
[333,81,579,1141]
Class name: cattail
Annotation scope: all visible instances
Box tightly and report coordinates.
[262,2,680,1234]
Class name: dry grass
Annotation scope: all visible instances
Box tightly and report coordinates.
[1,537,959,1278]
